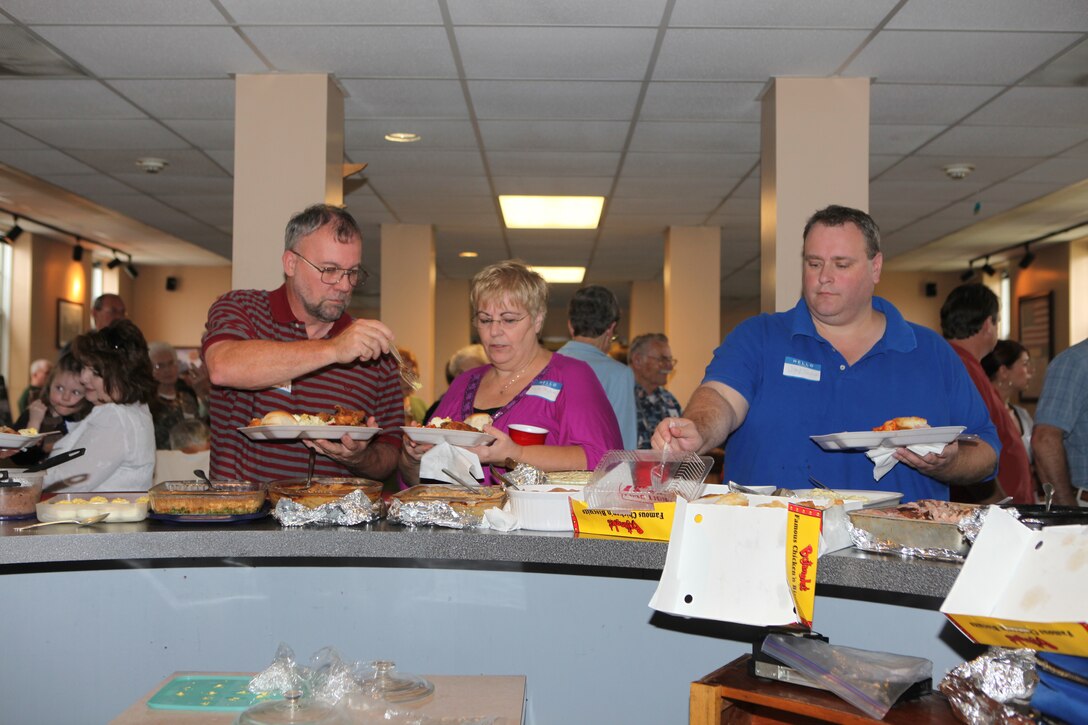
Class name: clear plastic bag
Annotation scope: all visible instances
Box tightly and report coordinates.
[583,450,712,511]
[762,634,932,719]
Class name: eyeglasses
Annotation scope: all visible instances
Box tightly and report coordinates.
[289,249,368,288]
[474,313,528,331]
[647,355,677,367]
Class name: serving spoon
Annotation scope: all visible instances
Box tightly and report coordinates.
[16,513,109,531]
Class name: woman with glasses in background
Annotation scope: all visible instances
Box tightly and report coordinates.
[399,260,622,485]
[44,319,157,491]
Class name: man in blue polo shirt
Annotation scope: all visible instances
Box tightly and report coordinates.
[651,205,999,502]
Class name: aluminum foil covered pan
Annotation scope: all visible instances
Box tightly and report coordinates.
[388,485,506,529]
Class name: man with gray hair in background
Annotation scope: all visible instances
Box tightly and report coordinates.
[557,285,637,449]
[629,333,681,449]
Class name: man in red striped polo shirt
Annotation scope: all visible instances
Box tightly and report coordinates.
[202,204,403,482]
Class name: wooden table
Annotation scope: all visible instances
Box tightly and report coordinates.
[112,672,525,724]
[690,656,959,725]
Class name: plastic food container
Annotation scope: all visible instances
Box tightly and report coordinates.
[149,480,264,516]
[267,478,383,508]
[507,484,582,531]
[0,471,44,520]
[37,492,149,523]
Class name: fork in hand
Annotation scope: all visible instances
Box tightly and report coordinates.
[389,346,423,392]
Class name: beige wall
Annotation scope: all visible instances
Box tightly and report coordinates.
[129,265,232,347]
[1006,242,1071,354]
[876,270,965,334]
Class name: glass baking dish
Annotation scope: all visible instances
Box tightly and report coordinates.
[149,480,264,516]
[37,492,149,522]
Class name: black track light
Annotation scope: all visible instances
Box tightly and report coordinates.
[960,265,975,282]
[1018,244,1035,269]
[981,257,996,276]
[3,222,23,243]
[123,254,138,279]
[72,242,84,262]
[107,254,123,270]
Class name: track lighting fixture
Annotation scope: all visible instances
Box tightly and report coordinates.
[3,218,23,243]
[1018,244,1035,269]
[72,241,84,262]
[124,254,138,279]
[959,265,975,282]
[107,254,123,270]
[981,257,996,276]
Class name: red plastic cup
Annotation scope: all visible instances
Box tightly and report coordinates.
[508,424,548,446]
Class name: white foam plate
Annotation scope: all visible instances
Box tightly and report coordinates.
[787,489,904,509]
[401,427,495,447]
[239,425,381,441]
[0,431,60,449]
[811,426,965,451]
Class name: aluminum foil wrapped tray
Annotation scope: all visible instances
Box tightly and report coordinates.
[272,488,383,526]
[848,500,986,561]
[387,485,506,529]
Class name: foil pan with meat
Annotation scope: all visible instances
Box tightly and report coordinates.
[848,500,988,561]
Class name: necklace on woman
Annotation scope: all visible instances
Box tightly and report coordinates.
[497,350,539,396]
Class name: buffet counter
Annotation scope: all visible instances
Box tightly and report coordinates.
[0,520,977,725]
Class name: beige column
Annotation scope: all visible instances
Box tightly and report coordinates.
[380,224,436,401]
[664,226,721,406]
[1071,236,1088,345]
[628,279,664,341]
[233,74,345,291]
[760,77,869,312]
[433,278,472,395]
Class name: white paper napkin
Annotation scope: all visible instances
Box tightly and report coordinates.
[866,443,948,481]
[420,441,485,484]
[484,506,519,531]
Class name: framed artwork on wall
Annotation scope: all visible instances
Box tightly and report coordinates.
[1018,291,1053,402]
[57,299,84,349]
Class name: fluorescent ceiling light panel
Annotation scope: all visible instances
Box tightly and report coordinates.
[530,266,585,284]
[499,195,604,229]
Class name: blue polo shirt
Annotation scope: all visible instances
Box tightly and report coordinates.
[704,297,999,502]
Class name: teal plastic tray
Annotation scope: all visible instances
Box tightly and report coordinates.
[147,675,279,711]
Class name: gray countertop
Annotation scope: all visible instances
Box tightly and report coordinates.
[0,517,962,600]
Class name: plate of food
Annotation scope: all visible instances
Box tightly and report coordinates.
[786,489,904,509]
[239,407,380,441]
[811,417,965,451]
[401,414,495,447]
[0,427,61,449]
[37,492,150,522]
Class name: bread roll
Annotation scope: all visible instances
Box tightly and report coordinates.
[464,413,493,431]
[261,410,297,426]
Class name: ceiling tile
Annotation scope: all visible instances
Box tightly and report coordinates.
[111,173,233,194]
[918,125,1088,158]
[0,79,143,119]
[245,26,456,77]
[870,124,946,155]
[7,119,189,150]
[0,149,97,175]
[629,121,759,153]
[32,26,267,78]
[359,149,485,176]
[654,29,869,81]
[671,0,897,27]
[366,175,492,196]
[165,120,235,150]
[109,79,236,119]
[222,0,443,24]
[37,173,139,198]
[456,27,657,80]
[487,150,621,176]
[965,87,1088,127]
[491,176,613,195]
[0,123,48,150]
[886,0,1088,31]
[478,120,629,152]
[341,79,469,119]
[6,0,229,24]
[450,0,667,25]
[640,81,765,121]
[621,151,758,179]
[878,155,1045,184]
[382,196,495,215]
[613,176,735,198]
[65,148,227,178]
[608,197,723,215]
[469,80,640,120]
[846,30,1081,84]
[870,83,1004,124]
[1007,158,1088,185]
[870,154,903,177]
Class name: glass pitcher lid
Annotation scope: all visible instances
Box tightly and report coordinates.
[356,660,434,704]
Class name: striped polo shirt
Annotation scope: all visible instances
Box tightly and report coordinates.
[201,285,403,482]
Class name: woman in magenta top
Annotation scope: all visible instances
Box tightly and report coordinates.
[399,260,622,484]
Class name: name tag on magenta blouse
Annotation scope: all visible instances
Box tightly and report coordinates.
[526,380,562,401]
[782,356,821,382]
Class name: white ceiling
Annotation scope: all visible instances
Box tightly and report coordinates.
[0,0,1086,305]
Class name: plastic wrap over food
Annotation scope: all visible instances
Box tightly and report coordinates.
[338,689,496,725]
[273,489,382,526]
[848,525,969,562]
[387,498,487,529]
[249,642,310,695]
[583,450,711,512]
[938,648,1038,724]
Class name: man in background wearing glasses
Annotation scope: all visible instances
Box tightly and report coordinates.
[201,203,403,482]
[629,333,681,449]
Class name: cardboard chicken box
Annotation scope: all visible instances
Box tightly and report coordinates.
[940,507,1088,656]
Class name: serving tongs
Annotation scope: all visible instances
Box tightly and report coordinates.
[1,448,86,485]
[389,346,423,392]
[441,467,489,495]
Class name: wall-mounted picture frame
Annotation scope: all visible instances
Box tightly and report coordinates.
[1018,291,1053,403]
[57,299,84,349]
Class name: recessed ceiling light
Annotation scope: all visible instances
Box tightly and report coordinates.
[458,251,478,258]
[530,266,585,284]
[499,195,604,229]
[384,132,421,143]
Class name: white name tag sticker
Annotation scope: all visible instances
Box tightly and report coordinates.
[526,380,561,401]
[782,356,821,382]
[273,380,292,394]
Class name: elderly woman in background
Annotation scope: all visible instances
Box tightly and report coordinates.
[45,320,156,491]
[982,340,1035,462]
[148,340,206,449]
[399,260,622,484]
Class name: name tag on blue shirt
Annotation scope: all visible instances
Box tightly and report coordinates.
[783,356,821,382]
[527,380,562,401]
